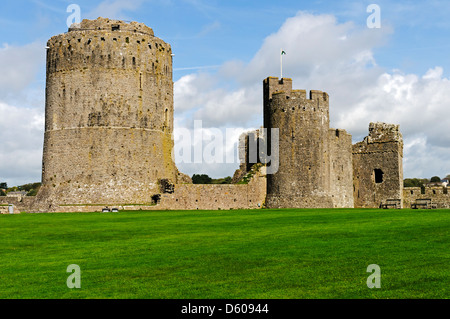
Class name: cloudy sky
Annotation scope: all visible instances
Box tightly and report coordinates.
[1,0,450,186]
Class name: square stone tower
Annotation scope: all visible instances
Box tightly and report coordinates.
[353,122,404,208]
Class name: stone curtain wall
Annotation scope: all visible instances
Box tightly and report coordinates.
[0,197,35,213]
[23,166,267,213]
[159,167,266,210]
[403,187,450,208]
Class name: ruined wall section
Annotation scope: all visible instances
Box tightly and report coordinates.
[36,18,177,209]
[0,197,36,213]
[403,187,450,208]
[353,122,403,208]
[159,166,267,210]
[32,165,267,212]
[232,128,265,183]
[264,77,336,208]
[328,129,354,208]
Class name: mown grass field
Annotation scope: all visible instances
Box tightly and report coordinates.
[0,208,448,299]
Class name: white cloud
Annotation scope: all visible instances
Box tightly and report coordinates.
[0,42,45,99]
[0,102,44,186]
[174,11,450,179]
[0,41,46,186]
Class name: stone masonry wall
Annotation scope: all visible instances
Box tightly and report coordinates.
[158,166,266,210]
[263,77,353,208]
[353,122,404,208]
[403,187,450,208]
[328,129,354,208]
[35,18,177,210]
[28,166,266,213]
[0,197,36,213]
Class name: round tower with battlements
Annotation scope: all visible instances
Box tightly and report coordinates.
[263,77,340,208]
[37,18,177,208]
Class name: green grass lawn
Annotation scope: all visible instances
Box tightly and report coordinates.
[0,208,448,299]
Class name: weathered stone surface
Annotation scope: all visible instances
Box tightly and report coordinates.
[0,197,35,213]
[35,18,177,210]
[352,122,404,208]
[403,186,450,208]
[263,77,354,208]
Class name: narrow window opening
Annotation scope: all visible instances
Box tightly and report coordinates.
[164,108,168,128]
[374,169,383,183]
[151,194,161,205]
[421,185,426,194]
[112,25,120,31]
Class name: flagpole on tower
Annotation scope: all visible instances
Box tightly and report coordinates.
[280,48,283,79]
[280,49,286,79]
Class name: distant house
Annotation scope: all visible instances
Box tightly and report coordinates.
[426,179,448,187]
[443,179,449,187]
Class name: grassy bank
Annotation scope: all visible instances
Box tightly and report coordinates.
[0,208,448,298]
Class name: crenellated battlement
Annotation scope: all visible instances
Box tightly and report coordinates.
[47,22,171,75]
[39,18,177,208]
[263,76,352,209]
[367,122,402,143]
[68,17,154,36]
[263,77,328,102]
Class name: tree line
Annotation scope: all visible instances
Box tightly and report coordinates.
[0,182,41,196]
[191,174,232,184]
[404,175,450,187]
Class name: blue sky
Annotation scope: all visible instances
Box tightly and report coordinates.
[1,0,450,185]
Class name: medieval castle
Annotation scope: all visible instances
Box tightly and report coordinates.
[1,18,448,213]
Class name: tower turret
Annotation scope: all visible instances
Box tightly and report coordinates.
[263,77,353,208]
[37,18,177,208]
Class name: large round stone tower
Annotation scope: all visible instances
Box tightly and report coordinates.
[37,18,177,208]
[263,77,353,208]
